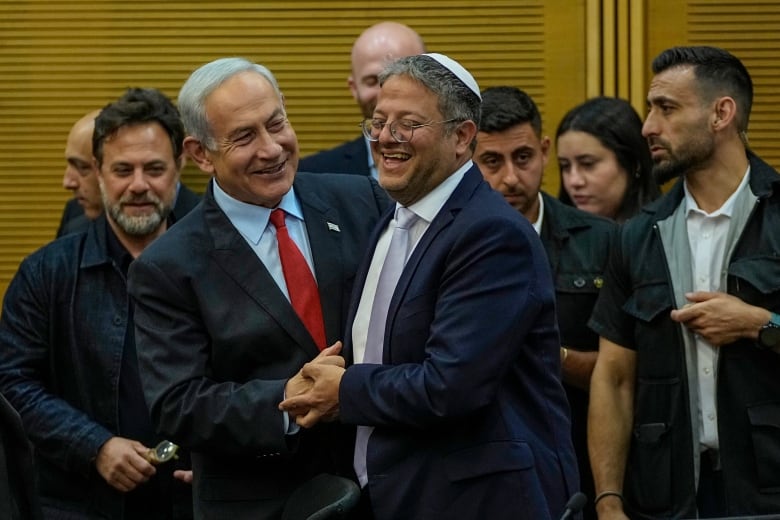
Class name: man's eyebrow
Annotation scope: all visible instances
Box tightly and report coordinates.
[647,95,676,106]
[109,161,133,169]
[227,126,253,140]
[144,160,168,167]
[67,158,91,167]
[268,107,285,120]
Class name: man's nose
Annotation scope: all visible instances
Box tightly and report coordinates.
[63,166,79,190]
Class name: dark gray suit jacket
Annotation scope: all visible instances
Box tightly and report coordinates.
[128,173,388,519]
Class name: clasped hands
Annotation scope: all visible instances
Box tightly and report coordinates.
[280,341,345,428]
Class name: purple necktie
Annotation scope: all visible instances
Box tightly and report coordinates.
[354,206,418,487]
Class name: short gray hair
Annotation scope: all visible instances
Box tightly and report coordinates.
[178,57,282,149]
[378,55,481,133]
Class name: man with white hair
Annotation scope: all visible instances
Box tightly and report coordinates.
[128,57,388,519]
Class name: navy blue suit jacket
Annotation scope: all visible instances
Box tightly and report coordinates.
[298,136,371,176]
[339,165,579,520]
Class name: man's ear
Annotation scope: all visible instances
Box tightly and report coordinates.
[712,96,737,131]
[183,136,215,174]
[92,157,103,178]
[455,119,478,155]
[540,135,551,169]
[347,75,358,101]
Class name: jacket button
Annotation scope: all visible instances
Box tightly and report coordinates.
[574,277,586,288]
[113,316,122,325]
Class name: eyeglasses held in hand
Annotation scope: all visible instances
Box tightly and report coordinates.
[145,440,180,465]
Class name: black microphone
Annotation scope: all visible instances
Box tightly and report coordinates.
[559,492,587,520]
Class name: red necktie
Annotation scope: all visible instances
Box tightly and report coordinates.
[270,209,326,350]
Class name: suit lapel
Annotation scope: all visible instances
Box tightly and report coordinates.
[382,166,483,360]
[296,186,345,346]
[203,184,321,358]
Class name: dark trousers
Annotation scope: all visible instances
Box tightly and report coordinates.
[697,450,726,518]
[349,486,374,520]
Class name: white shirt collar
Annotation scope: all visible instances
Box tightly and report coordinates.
[684,165,751,218]
[532,192,544,235]
[403,160,473,223]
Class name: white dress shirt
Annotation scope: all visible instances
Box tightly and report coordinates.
[683,166,751,451]
[352,161,472,363]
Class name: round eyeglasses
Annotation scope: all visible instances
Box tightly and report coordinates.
[145,440,180,465]
[360,118,460,143]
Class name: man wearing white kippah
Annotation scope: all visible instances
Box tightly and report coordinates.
[280,53,579,520]
[298,21,426,178]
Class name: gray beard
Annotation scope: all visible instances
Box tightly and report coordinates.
[106,201,171,236]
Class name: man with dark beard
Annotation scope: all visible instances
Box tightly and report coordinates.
[588,46,780,519]
[0,88,195,519]
[56,107,200,238]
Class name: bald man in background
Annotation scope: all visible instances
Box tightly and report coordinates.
[57,110,102,237]
[298,21,426,177]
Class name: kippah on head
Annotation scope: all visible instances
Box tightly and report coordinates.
[422,53,481,100]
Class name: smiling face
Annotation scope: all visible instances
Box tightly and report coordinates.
[372,75,472,206]
[642,66,715,184]
[557,130,628,220]
[97,122,180,238]
[188,71,298,208]
[474,122,548,222]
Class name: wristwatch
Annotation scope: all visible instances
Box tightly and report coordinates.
[758,312,780,349]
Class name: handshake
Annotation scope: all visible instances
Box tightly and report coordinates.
[279,341,346,428]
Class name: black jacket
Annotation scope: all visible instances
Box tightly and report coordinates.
[590,153,780,518]
[0,393,41,520]
[540,192,615,520]
[0,216,194,519]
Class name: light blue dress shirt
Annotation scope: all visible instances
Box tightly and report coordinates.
[212,180,318,302]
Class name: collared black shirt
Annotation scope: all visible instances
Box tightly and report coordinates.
[105,220,172,519]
